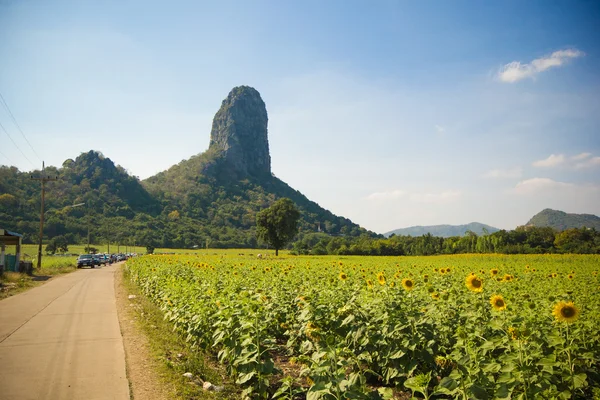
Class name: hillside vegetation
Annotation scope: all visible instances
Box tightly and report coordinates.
[526,208,600,231]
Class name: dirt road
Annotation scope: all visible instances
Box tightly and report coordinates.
[0,264,130,400]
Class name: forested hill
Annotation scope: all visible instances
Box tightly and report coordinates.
[526,209,600,231]
[0,86,375,248]
[384,222,500,238]
[142,85,372,241]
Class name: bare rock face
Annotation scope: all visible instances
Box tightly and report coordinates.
[209,86,271,177]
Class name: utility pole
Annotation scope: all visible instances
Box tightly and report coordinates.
[31,162,58,269]
[87,216,90,253]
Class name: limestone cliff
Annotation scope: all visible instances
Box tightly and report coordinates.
[209,86,271,177]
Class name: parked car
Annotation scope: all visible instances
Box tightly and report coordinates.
[77,254,99,268]
[92,254,102,266]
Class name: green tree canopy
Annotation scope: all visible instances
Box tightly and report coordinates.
[256,198,300,255]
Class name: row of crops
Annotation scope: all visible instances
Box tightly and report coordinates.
[126,253,600,399]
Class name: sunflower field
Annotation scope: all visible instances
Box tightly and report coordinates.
[126,253,600,399]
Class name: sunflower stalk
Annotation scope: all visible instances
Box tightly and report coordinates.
[565,323,575,393]
[518,338,529,400]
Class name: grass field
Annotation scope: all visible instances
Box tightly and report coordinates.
[0,253,78,299]
[19,243,147,258]
[127,252,600,399]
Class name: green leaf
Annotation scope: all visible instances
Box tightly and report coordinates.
[470,384,489,400]
[497,372,515,384]
[482,362,501,373]
[558,390,571,400]
[573,373,587,389]
[236,371,256,385]
[306,382,332,400]
[495,383,510,399]
[433,377,459,395]
[377,387,394,399]
[388,350,405,359]
[341,314,355,326]
[404,373,431,394]
[344,390,371,399]
[547,334,564,347]
[536,355,557,367]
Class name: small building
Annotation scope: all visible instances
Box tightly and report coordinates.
[0,229,23,273]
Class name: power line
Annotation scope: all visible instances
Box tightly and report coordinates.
[0,119,36,169]
[0,91,43,162]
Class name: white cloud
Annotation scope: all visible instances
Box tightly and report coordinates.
[483,167,522,179]
[532,153,600,169]
[572,152,591,161]
[575,156,600,169]
[367,189,406,201]
[513,177,572,194]
[434,124,446,135]
[532,154,566,167]
[497,48,584,83]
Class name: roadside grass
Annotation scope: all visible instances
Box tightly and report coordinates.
[0,256,77,300]
[121,266,238,399]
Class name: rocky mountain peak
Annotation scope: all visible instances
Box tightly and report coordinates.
[208,86,271,177]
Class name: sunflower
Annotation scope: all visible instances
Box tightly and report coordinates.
[401,278,414,291]
[490,294,507,311]
[366,279,374,289]
[431,292,440,300]
[503,274,513,282]
[490,268,499,276]
[377,273,386,286]
[439,268,446,274]
[389,281,395,288]
[552,301,580,323]
[465,275,484,292]
[552,273,557,278]
[567,274,574,280]
[305,322,320,340]
[427,286,435,293]
[339,272,348,281]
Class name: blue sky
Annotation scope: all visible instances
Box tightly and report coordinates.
[1,0,599,233]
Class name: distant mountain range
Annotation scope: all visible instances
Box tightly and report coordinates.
[383,209,600,238]
[525,209,600,231]
[384,222,500,238]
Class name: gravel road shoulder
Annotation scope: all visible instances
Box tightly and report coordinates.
[114,263,173,400]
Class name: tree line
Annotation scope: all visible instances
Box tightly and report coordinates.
[291,226,600,255]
